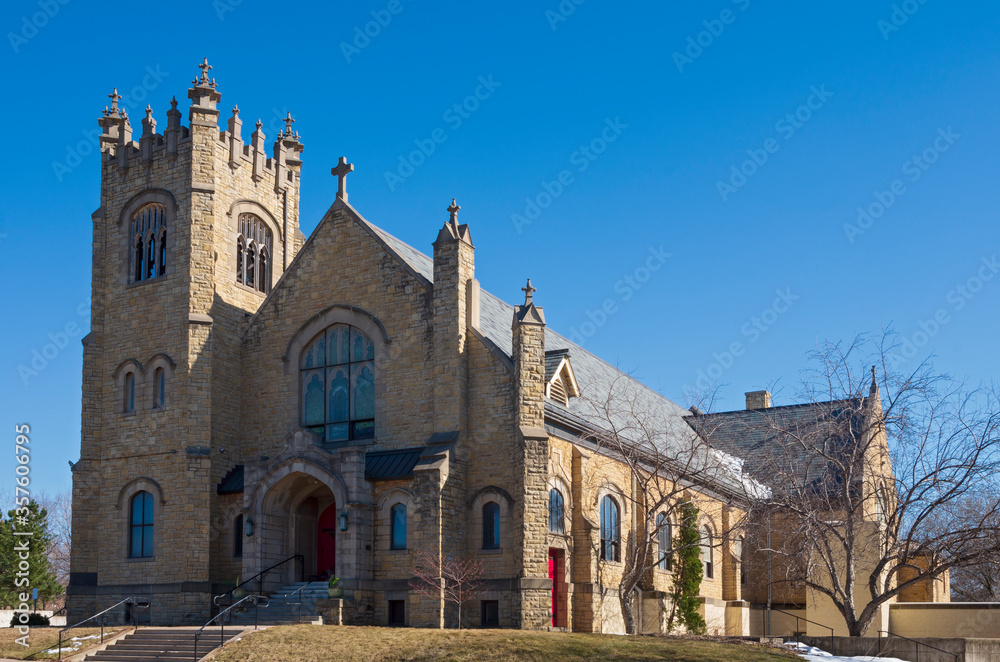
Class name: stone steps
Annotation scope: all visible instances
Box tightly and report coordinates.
[223,581,328,626]
[82,627,244,661]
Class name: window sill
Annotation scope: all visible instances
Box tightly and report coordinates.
[121,411,137,418]
[126,556,155,563]
[126,274,168,289]
[599,559,623,567]
[235,282,268,296]
[384,548,409,555]
[480,548,503,555]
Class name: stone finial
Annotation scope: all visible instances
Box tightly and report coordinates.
[870,365,878,394]
[141,105,156,137]
[108,88,122,114]
[282,112,295,137]
[251,119,266,182]
[227,105,243,167]
[448,198,460,223]
[331,156,354,202]
[197,58,212,85]
[521,278,536,305]
[512,279,545,328]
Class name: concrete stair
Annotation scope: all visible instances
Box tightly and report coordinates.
[224,581,328,626]
[82,627,244,661]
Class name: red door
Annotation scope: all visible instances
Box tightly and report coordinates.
[317,504,337,579]
[548,550,558,626]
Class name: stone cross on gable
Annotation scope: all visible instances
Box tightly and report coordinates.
[522,279,536,305]
[331,156,354,202]
[447,198,461,225]
[108,88,121,112]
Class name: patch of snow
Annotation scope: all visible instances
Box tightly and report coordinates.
[710,448,771,498]
[786,641,909,662]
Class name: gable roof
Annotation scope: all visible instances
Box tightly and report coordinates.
[686,400,867,490]
[341,203,758,498]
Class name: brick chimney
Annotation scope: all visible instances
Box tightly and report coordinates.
[745,390,772,410]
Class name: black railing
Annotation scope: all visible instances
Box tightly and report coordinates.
[194,594,269,661]
[769,607,835,653]
[215,554,303,612]
[282,582,314,624]
[57,597,149,661]
[878,630,959,662]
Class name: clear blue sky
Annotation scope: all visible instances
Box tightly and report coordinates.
[2,0,999,494]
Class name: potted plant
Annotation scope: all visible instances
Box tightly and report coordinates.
[232,576,247,600]
[328,576,343,599]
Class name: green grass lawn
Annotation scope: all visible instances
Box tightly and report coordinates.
[0,627,126,660]
[211,626,799,662]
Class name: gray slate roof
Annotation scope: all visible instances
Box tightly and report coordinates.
[686,400,866,490]
[354,210,754,497]
[545,349,570,382]
[365,447,425,480]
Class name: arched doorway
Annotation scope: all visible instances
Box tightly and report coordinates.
[259,471,339,583]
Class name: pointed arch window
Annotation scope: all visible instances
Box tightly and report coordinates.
[130,203,166,283]
[153,367,165,409]
[129,491,154,558]
[300,324,375,443]
[600,496,620,562]
[483,502,500,550]
[124,372,136,413]
[548,489,564,534]
[236,213,273,293]
[657,513,671,570]
[390,503,407,550]
[702,526,714,579]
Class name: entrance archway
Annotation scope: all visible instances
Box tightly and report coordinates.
[258,470,340,583]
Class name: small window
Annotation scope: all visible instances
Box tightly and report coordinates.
[390,503,407,550]
[153,367,165,409]
[129,491,154,558]
[600,496,620,562]
[482,502,500,550]
[657,513,671,570]
[702,526,714,579]
[739,536,747,585]
[548,489,564,534]
[481,600,499,628]
[124,372,136,413]
[388,600,405,627]
[234,514,243,558]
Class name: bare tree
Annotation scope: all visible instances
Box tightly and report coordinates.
[694,333,1000,637]
[581,375,757,635]
[409,552,489,628]
[37,491,72,590]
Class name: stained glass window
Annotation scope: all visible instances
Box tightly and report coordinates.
[483,502,500,549]
[129,491,154,558]
[548,489,564,534]
[300,324,376,442]
[600,496,620,561]
[390,503,406,550]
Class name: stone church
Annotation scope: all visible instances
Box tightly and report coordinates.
[67,60,941,634]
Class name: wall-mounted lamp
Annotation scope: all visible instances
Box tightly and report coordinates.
[339,511,348,532]
[245,517,254,537]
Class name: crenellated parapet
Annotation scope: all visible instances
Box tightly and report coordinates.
[97,58,304,191]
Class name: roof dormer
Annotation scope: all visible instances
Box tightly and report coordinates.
[544,349,580,406]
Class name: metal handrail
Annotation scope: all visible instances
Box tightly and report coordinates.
[57,596,149,660]
[282,582,314,624]
[215,554,303,610]
[193,594,269,661]
[878,630,959,662]
[769,607,835,652]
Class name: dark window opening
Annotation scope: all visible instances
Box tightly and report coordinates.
[482,502,500,549]
[481,600,499,628]
[388,600,405,627]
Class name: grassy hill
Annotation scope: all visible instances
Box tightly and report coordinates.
[210,625,799,662]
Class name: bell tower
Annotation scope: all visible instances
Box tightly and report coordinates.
[69,59,305,625]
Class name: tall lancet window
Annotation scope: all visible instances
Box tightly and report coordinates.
[300,324,375,443]
[130,203,167,283]
[236,213,273,293]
